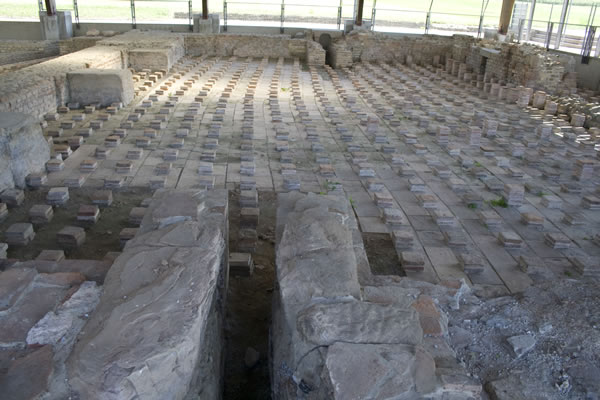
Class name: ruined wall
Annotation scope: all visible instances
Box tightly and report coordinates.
[100,30,185,69]
[272,192,479,399]
[0,46,125,119]
[0,40,59,66]
[337,31,455,65]
[462,41,577,95]
[58,37,104,55]
[332,32,577,96]
[68,189,229,400]
[185,33,310,60]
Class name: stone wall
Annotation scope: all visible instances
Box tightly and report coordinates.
[99,30,185,70]
[58,37,103,55]
[0,112,50,191]
[337,31,455,65]
[0,40,59,66]
[329,42,353,69]
[333,32,578,95]
[462,40,577,95]
[185,34,307,60]
[271,192,479,399]
[0,46,125,119]
[67,189,229,400]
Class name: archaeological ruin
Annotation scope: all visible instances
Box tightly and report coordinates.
[1,0,600,399]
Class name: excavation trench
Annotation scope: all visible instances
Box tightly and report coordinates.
[223,190,276,399]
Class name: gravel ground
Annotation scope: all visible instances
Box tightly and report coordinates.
[447,278,600,399]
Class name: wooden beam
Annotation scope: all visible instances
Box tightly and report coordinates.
[44,0,56,16]
[355,0,364,26]
[202,0,208,20]
[498,0,516,35]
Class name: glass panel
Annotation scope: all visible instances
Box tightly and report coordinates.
[77,0,133,22]
[0,0,39,19]
[133,0,189,23]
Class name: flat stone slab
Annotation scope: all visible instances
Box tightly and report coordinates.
[325,342,437,400]
[297,301,422,346]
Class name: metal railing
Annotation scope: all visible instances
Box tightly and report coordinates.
[28,0,600,60]
[221,0,500,38]
[516,18,599,58]
[223,0,344,33]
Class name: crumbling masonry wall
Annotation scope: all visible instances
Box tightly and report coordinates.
[330,32,577,96]
[67,189,228,400]
[271,192,480,399]
[0,40,59,66]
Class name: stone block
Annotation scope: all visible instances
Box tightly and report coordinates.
[67,69,134,107]
[0,112,50,192]
[129,49,175,71]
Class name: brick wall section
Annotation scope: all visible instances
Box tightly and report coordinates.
[0,46,125,119]
[59,37,104,56]
[330,42,353,69]
[306,40,325,66]
[340,32,455,65]
[0,40,59,66]
[462,41,576,95]
[185,34,309,60]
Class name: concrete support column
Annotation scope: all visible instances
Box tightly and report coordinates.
[39,12,60,40]
[194,13,220,33]
[57,11,73,39]
[498,0,516,34]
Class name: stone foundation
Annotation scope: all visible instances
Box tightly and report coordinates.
[271,192,479,399]
[67,189,228,400]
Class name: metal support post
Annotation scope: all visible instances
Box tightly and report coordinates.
[581,26,595,64]
[188,0,193,31]
[337,0,342,30]
[131,0,136,29]
[202,0,208,19]
[44,0,56,16]
[555,0,570,49]
[370,0,376,31]
[545,21,553,50]
[73,0,80,28]
[425,0,434,34]
[477,0,485,38]
[355,0,364,25]
[526,0,536,41]
[280,0,285,34]
[223,1,228,32]
[517,18,524,42]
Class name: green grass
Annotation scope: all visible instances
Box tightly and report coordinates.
[1,0,598,31]
[490,198,508,208]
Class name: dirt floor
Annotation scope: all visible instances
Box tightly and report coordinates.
[0,187,152,261]
[223,190,276,400]
[362,232,406,276]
